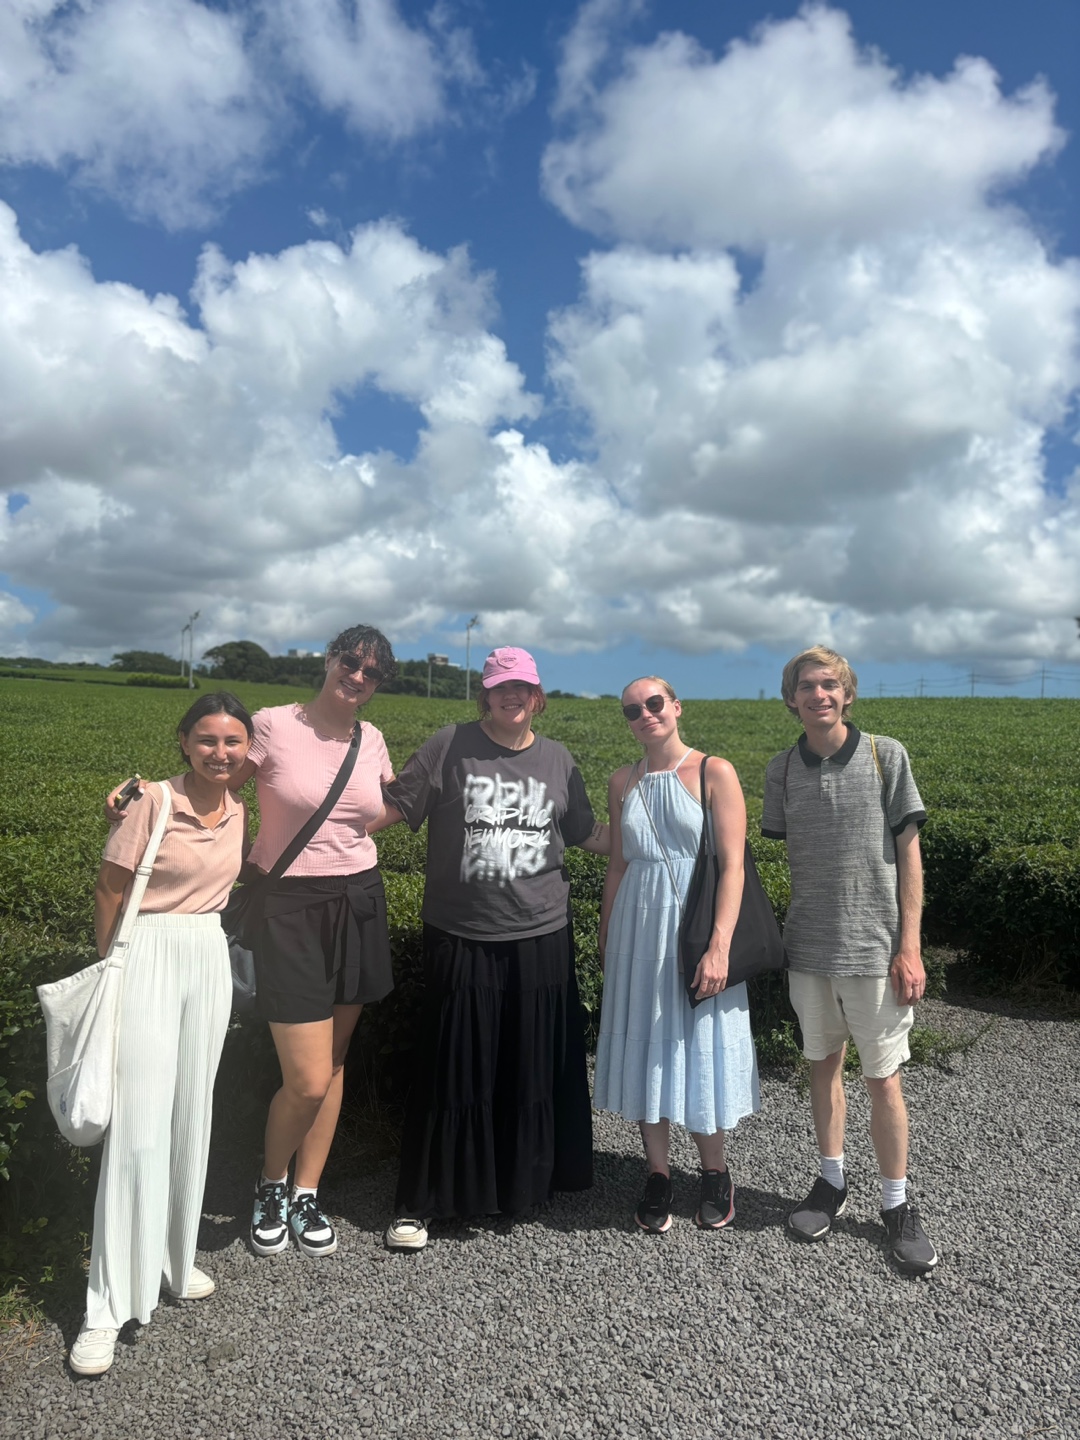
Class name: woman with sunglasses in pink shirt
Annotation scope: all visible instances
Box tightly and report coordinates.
[234,625,398,1261]
[593,677,760,1237]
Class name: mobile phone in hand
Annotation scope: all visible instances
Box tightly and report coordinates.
[115,775,143,810]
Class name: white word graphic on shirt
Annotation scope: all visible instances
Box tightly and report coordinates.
[461,773,554,885]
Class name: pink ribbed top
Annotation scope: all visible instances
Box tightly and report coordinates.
[246,705,393,877]
[101,778,247,914]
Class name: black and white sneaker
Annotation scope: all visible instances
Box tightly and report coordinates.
[289,1192,338,1257]
[696,1168,735,1229]
[634,1172,673,1234]
[250,1178,290,1256]
[788,1176,848,1242]
[881,1201,938,1274]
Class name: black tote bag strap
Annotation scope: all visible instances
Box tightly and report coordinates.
[696,756,711,849]
[265,722,363,883]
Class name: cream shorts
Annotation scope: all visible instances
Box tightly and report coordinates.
[788,971,913,1079]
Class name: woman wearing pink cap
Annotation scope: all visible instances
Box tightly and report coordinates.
[374,647,608,1250]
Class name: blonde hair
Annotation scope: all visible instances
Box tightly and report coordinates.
[621,675,677,702]
[781,647,857,720]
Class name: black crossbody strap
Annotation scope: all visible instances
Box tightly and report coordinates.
[696,757,713,856]
[265,722,362,882]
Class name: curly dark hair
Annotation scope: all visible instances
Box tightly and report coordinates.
[176,691,254,766]
[325,624,398,683]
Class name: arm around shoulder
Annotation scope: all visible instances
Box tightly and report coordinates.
[598,767,631,965]
[228,756,258,792]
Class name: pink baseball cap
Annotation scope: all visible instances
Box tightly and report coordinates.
[481,646,541,688]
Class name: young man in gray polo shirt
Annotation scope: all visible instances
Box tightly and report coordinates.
[762,646,938,1274]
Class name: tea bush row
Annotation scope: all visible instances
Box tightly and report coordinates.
[1,681,1076,1302]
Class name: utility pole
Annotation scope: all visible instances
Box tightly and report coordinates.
[180,623,189,682]
[427,653,449,698]
[970,670,976,698]
[1041,666,1046,699]
[187,611,200,688]
[918,677,925,697]
[464,615,479,702]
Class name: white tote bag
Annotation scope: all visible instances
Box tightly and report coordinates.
[37,783,172,1146]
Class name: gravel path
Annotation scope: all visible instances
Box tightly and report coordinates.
[3,993,1077,1440]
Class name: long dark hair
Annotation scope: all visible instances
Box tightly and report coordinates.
[177,691,254,766]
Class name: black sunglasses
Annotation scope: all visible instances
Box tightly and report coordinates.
[336,653,385,684]
[622,695,667,721]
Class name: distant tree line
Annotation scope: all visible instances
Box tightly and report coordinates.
[0,655,149,671]
[111,650,183,675]
[202,641,482,698]
[4,645,571,699]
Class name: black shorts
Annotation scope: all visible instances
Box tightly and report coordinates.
[253,868,393,1024]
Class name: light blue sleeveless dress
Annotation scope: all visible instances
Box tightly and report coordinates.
[593,757,760,1134]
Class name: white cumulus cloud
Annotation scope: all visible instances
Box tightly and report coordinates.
[543,3,1063,248]
[0,204,606,658]
[537,2,1080,662]
[0,0,481,228]
[1,4,1079,669]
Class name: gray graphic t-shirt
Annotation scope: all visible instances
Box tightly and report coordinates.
[384,722,595,942]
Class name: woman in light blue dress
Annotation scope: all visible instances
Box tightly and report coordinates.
[595,677,760,1233]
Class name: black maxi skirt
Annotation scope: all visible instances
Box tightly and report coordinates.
[394,921,593,1219]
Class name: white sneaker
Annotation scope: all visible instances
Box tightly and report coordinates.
[163,1266,215,1299]
[384,1217,428,1250]
[69,1322,118,1376]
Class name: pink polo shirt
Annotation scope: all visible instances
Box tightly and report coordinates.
[246,704,393,878]
[101,777,246,914]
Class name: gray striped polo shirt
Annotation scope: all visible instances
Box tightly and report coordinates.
[761,725,926,977]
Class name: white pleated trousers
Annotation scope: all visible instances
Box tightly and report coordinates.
[86,914,232,1330]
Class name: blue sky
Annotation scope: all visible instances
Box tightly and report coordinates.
[1,0,1078,698]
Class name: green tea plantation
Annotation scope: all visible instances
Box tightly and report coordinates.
[1,678,1076,1312]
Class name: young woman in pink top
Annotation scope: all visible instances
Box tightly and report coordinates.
[230,625,398,1261]
[70,692,253,1378]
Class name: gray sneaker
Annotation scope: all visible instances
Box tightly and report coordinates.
[788,1175,848,1241]
[881,1201,938,1274]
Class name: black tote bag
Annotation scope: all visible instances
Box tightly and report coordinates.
[680,759,785,1007]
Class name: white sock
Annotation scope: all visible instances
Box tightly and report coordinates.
[820,1154,845,1190]
[291,1184,317,1202]
[881,1176,908,1211]
[260,1172,288,1188]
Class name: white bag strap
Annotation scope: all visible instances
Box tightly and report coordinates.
[105,782,173,964]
